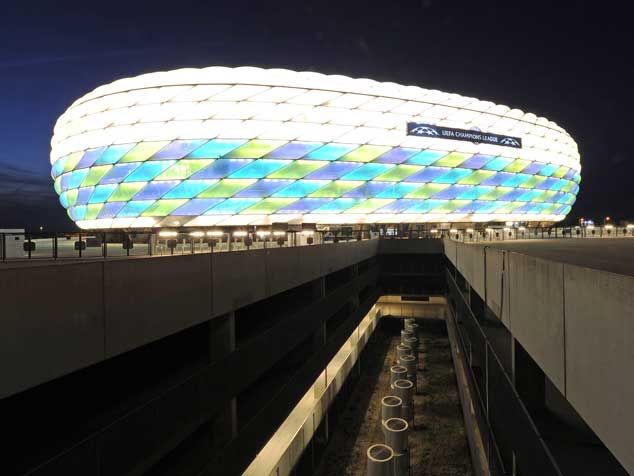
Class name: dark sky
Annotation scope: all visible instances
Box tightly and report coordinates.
[1,0,632,230]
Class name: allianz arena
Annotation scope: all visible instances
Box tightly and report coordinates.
[50,67,581,229]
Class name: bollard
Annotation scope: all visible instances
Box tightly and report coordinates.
[381,395,402,424]
[399,354,417,389]
[382,417,408,452]
[404,335,419,354]
[398,354,416,375]
[400,329,414,345]
[390,365,408,387]
[404,322,419,335]
[393,379,414,421]
[366,444,394,476]
[383,418,409,476]
[396,343,412,360]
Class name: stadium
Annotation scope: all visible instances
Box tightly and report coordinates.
[50,67,581,229]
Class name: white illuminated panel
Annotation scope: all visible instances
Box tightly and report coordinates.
[50,67,581,228]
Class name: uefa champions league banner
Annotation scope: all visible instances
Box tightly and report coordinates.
[407,122,523,149]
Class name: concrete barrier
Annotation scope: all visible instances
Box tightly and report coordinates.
[449,239,634,473]
[508,253,565,392]
[0,262,105,398]
[564,264,634,472]
[0,240,380,399]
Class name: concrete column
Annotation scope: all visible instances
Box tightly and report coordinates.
[313,277,328,390]
[513,338,545,415]
[209,312,238,440]
[351,294,360,310]
[209,311,235,361]
[469,287,485,321]
[314,276,326,300]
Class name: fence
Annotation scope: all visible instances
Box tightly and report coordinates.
[0,230,377,262]
[448,225,633,242]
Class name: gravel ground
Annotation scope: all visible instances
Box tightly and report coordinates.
[316,316,473,476]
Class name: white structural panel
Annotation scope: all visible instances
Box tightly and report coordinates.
[50,67,581,228]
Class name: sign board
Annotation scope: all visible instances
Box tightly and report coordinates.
[407,122,522,148]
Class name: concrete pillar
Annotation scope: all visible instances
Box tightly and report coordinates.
[382,418,409,476]
[209,312,238,440]
[400,329,414,345]
[209,311,235,362]
[351,294,360,310]
[380,396,402,424]
[314,276,326,300]
[366,444,393,476]
[396,344,412,360]
[390,366,408,388]
[469,286,485,321]
[313,276,328,367]
[513,338,545,415]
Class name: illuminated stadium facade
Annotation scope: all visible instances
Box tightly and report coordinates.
[50,67,581,229]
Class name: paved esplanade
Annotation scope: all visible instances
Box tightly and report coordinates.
[468,238,634,277]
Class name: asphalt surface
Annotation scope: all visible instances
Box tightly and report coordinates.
[474,238,634,277]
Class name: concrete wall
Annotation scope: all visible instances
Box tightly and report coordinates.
[376,303,446,319]
[564,265,634,473]
[0,262,105,398]
[378,238,443,254]
[0,240,378,399]
[105,254,213,357]
[457,242,486,298]
[508,253,565,393]
[447,239,634,473]
[243,305,381,476]
[484,247,509,326]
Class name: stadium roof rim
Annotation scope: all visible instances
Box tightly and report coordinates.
[65,66,567,136]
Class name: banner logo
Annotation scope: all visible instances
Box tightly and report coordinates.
[407,122,522,148]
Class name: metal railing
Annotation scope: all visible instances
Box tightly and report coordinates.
[362,224,634,241]
[3,223,631,262]
[448,225,634,242]
[0,230,377,263]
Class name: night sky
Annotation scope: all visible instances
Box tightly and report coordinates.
[1,1,632,230]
